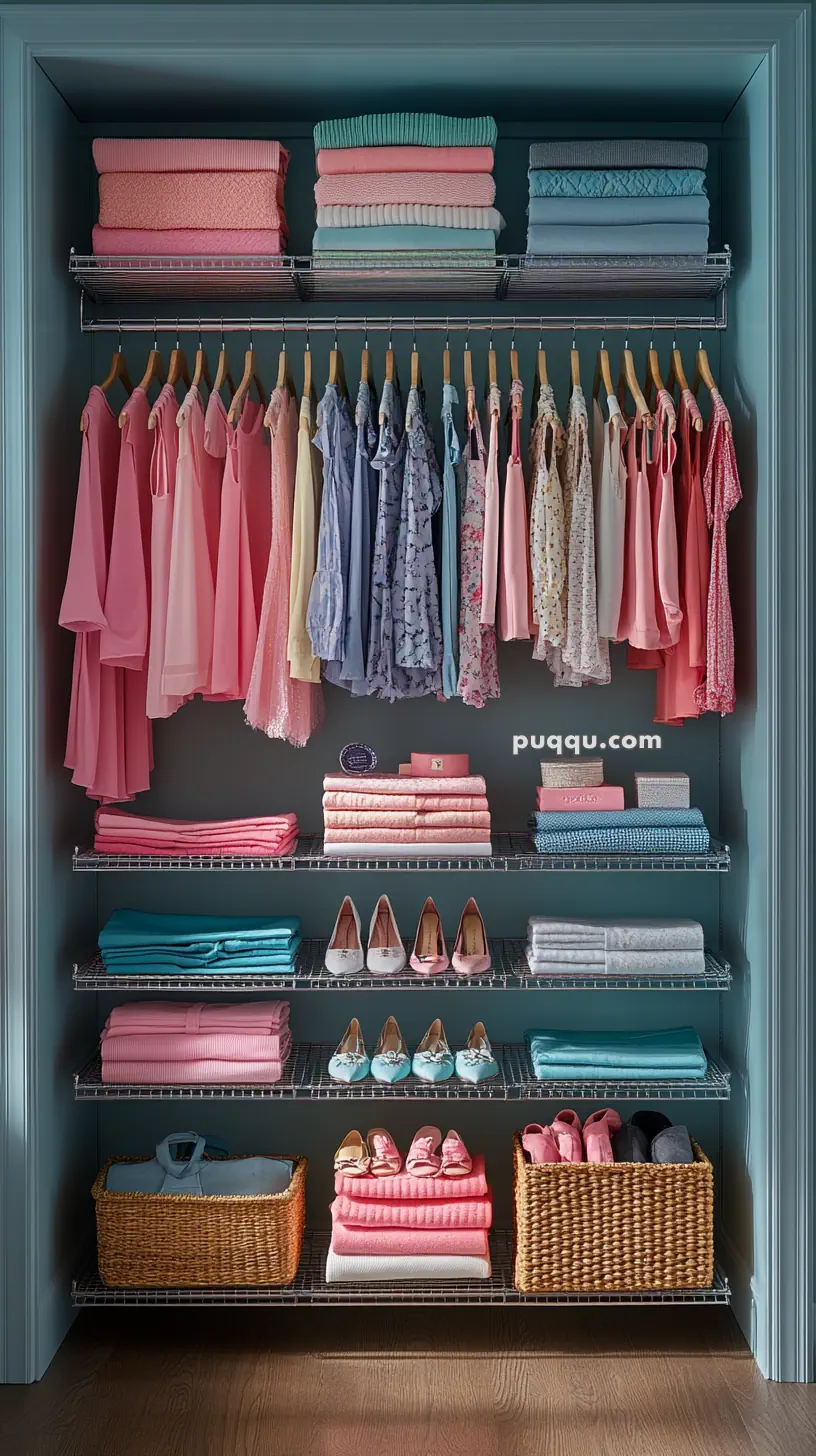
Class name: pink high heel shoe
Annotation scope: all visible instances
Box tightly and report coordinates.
[409,897,449,976]
[582,1108,622,1164]
[550,1109,583,1163]
[451,897,491,977]
[522,1123,561,1164]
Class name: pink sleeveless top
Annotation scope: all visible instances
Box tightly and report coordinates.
[162,386,218,698]
[616,411,659,650]
[146,385,186,720]
[100,387,152,669]
[211,398,271,700]
[654,389,710,723]
[498,379,531,641]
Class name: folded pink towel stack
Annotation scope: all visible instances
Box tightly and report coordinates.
[94,807,298,857]
[100,999,292,1085]
[321,772,491,856]
[329,1155,493,1272]
[92,138,290,257]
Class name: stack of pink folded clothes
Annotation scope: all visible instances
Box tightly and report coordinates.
[328,1156,492,1282]
[322,772,491,856]
[94,806,298,857]
[91,138,290,257]
[100,1000,291,1085]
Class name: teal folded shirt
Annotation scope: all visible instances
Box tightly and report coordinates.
[528,168,707,198]
[526,1026,707,1080]
[99,909,302,973]
[314,112,497,151]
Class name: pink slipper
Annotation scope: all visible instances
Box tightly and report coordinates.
[406,1125,442,1177]
[440,1129,473,1177]
[365,1127,402,1178]
[522,1123,561,1164]
[551,1108,583,1163]
[582,1108,622,1164]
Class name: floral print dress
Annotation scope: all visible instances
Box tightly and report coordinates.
[551,385,610,687]
[307,382,356,684]
[456,385,500,708]
[392,384,443,694]
[528,381,567,663]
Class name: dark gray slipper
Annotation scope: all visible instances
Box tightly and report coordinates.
[650,1124,695,1163]
[611,1124,649,1162]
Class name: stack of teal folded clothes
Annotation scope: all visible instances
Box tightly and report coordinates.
[525,1025,708,1081]
[98,909,302,975]
[312,112,503,266]
[526,139,709,256]
[533,807,710,855]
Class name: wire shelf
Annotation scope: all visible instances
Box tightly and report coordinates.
[72,940,732,993]
[72,831,731,873]
[70,250,731,309]
[502,1044,732,1102]
[70,1231,731,1308]
[73,1043,729,1102]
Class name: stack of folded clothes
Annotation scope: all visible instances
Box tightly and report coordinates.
[532,807,710,855]
[328,1157,492,1282]
[312,113,502,265]
[525,917,706,976]
[94,807,299,857]
[525,1025,708,1082]
[92,138,290,257]
[98,909,302,976]
[526,139,710,256]
[100,1000,292,1084]
[322,772,491,856]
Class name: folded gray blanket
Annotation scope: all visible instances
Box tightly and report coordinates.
[526,222,709,255]
[525,947,707,975]
[527,917,705,950]
[528,140,708,169]
[528,194,710,226]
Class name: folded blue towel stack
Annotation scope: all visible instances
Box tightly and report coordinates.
[525,140,709,256]
[532,807,710,855]
[525,1024,708,1081]
[98,909,302,975]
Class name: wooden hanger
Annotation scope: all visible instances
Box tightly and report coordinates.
[570,345,581,390]
[228,345,265,425]
[410,347,421,389]
[463,346,474,393]
[192,343,212,392]
[328,339,348,401]
[618,346,653,428]
[693,344,730,433]
[213,340,235,397]
[442,346,451,385]
[167,343,191,390]
[593,346,614,401]
[83,335,132,430]
[536,346,549,390]
[487,344,497,390]
[644,344,665,412]
[303,344,318,406]
[667,344,704,431]
[139,337,167,430]
[276,343,296,399]
[361,341,374,389]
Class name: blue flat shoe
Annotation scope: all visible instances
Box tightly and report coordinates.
[328,1017,370,1083]
[455,1022,499,1083]
[370,1015,411,1084]
[412,1018,455,1083]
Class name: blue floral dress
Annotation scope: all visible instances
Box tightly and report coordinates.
[392,385,443,693]
[307,382,355,684]
[339,379,378,695]
[440,382,461,697]
[365,379,406,701]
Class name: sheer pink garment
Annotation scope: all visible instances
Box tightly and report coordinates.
[162,387,218,698]
[627,387,681,667]
[480,383,501,627]
[498,379,531,641]
[694,389,741,715]
[100,387,152,669]
[245,386,324,743]
[616,411,660,650]
[211,398,271,700]
[146,385,186,720]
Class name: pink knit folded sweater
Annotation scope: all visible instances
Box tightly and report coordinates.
[101,1059,288,1085]
[92,226,287,258]
[322,773,487,796]
[331,1193,493,1229]
[330,1223,489,1257]
[335,1157,488,1199]
[99,172,286,230]
[93,138,289,175]
[323,791,490,812]
[316,145,494,176]
[314,172,496,206]
[323,810,491,829]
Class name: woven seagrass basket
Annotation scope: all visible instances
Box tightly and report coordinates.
[93,1154,307,1287]
[512,1133,713,1292]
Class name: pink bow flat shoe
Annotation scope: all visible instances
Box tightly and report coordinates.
[451,897,491,977]
[406,1125,443,1177]
[365,1127,402,1177]
[582,1108,622,1164]
[440,1129,473,1177]
[409,897,449,976]
[551,1108,583,1163]
[521,1123,561,1164]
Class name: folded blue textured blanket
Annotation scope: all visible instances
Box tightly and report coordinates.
[528,195,710,225]
[535,808,706,831]
[525,1025,707,1079]
[533,828,711,854]
[528,168,707,198]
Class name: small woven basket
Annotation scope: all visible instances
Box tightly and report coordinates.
[512,1133,713,1292]
[93,1154,307,1287]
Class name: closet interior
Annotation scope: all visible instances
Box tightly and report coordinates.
[17,28,776,1374]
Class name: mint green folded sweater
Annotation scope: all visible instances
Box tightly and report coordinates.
[314,113,497,152]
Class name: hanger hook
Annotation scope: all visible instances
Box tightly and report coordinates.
[445,316,449,351]
[412,317,416,351]
[220,317,224,349]
[364,315,368,350]
[153,317,158,351]
[249,319,253,350]
[672,315,678,351]
[388,316,392,351]
[334,318,338,351]
[465,316,471,352]
[198,316,203,351]
[117,319,122,353]
[625,316,630,352]
[176,317,181,351]
[305,319,311,353]
[572,317,577,350]
[489,317,493,351]
[511,316,516,351]
[281,316,286,353]
[539,315,544,351]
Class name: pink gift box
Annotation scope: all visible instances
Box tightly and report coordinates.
[536,786,625,811]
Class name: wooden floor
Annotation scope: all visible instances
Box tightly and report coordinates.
[0,1308,814,1456]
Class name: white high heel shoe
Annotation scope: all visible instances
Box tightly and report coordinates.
[366,894,407,976]
[325,896,364,977]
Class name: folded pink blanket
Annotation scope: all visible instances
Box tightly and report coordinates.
[335,1157,488,1199]
[332,1193,493,1229]
[92,226,288,257]
[330,1222,489,1257]
[323,791,490,813]
[102,1031,292,1063]
[323,810,491,829]
[314,172,496,206]
[94,809,297,854]
[323,827,489,844]
[316,146,494,176]
[97,809,297,835]
[99,172,286,230]
[323,773,486,797]
[93,138,289,175]
[101,1060,287,1085]
[104,1001,290,1033]
[94,837,298,858]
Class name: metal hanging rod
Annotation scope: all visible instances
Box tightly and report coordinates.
[81,312,722,335]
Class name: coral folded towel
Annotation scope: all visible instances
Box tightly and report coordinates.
[322,828,489,844]
[330,1224,490,1257]
[323,773,486,796]
[100,1000,291,1084]
[92,226,287,258]
[99,173,286,230]
[334,1156,488,1199]
[323,842,492,857]
[316,145,495,176]
[323,792,489,812]
[93,139,290,175]
[315,173,496,207]
[94,807,298,855]
[323,810,491,829]
[332,1193,493,1229]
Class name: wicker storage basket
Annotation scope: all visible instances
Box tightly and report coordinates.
[512,1133,713,1292]
[93,1154,307,1287]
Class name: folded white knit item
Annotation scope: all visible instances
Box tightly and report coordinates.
[315,203,505,233]
[323,842,493,857]
[325,1248,491,1282]
[526,947,707,974]
[527,917,704,950]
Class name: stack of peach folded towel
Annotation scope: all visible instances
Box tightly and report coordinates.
[327,1156,493,1281]
[92,138,290,256]
[100,1000,292,1084]
[322,772,492,856]
[93,806,298,857]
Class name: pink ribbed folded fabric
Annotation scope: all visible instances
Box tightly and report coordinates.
[323,827,489,844]
[335,1157,487,1199]
[330,1222,489,1257]
[92,226,287,257]
[94,837,298,857]
[314,172,496,206]
[96,809,297,835]
[323,810,492,829]
[94,808,298,855]
[104,1000,289,1033]
[101,1060,287,1085]
[93,138,289,175]
[323,773,486,796]
[102,1031,291,1063]
[332,1193,493,1229]
[99,172,286,230]
[316,146,494,176]
[323,791,489,812]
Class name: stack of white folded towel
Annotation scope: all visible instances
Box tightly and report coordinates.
[526,918,706,975]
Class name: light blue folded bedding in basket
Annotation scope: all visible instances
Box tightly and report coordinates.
[105,1134,295,1195]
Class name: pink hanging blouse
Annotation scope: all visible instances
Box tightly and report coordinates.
[694,389,741,715]
[616,411,660,650]
[162,386,219,698]
[480,383,501,628]
[654,389,711,723]
[100,387,152,669]
[145,385,186,720]
[498,379,531,641]
[211,397,271,700]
